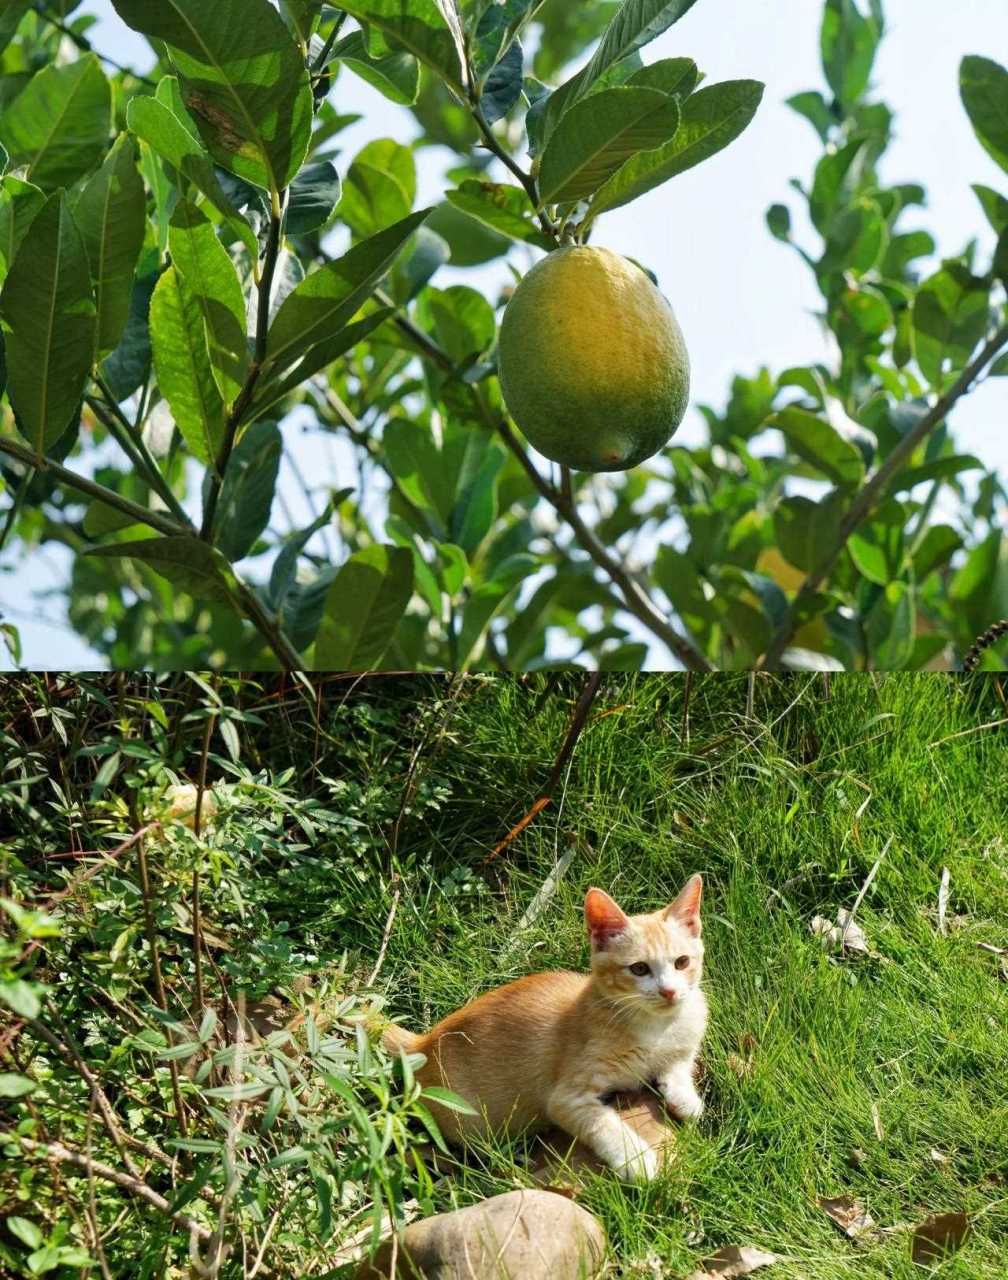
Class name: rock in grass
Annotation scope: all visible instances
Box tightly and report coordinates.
[355,1189,606,1279]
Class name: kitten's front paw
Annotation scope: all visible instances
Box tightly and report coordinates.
[663,1084,704,1121]
[614,1143,660,1184]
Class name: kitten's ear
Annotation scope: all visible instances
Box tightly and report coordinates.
[584,887,629,948]
[664,873,702,935]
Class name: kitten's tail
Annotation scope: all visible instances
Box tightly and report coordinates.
[381,1020,422,1056]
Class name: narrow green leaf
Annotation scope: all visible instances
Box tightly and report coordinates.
[972,183,1008,235]
[84,536,237,602]
[268,491,350,608]
[420,1084,478,1114]
[773,407,865,488]
[332,30,420,105]
[126,86,258,259]
[314,545,414,669]
[111,0,314,193]
[336,0,467,95]
[960,55,1008,175]
[168,199,249,403]
[73,136,147,358]
[587,79,764,220]
[0,192,96,455]
[265,209,431,374]
[102,266,161,401]
[214,420,281,560]
[544,0,701,135]
[538,85,680,205]
[0,0,32,57]
[821,0,881,110]
[150,266,227,466]
[0,55,110,191]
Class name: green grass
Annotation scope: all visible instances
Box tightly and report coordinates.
[352,675,1008,1278]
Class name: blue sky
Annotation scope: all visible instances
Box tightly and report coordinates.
[1,0,1006,668]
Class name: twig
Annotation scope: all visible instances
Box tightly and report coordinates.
[135,831,189,1137]
[841,833,893,945]
[937,867,950,937]
[486,672,603,862]
[761,322,1008,670]
[37,7,158,86]
[191,708,217,1021]
[963,619,1008,673]
[13,1135,213,1240]
[467,99,559,244]
[367,876,401,988]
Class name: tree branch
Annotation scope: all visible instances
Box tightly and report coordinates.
[467,101,560,244]
[37,7,158,87]
[760,321,1008,670]
[0,437,190,537]
[201,193,287,542]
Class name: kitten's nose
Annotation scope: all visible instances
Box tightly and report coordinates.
[659,987,678,1002]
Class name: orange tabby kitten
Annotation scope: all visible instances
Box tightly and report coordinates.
[384,875,707,1182]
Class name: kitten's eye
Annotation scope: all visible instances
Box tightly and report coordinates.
[674,955,690,970]
[628,962,651,977]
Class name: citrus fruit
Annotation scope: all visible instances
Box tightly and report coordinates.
[497,245,690,472]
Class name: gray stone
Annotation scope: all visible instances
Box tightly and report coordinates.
[355,1188,606,1280]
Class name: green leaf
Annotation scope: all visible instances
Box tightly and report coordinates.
[340,138,416,238]
[960,55,1008,175]
[786,89,834,141]
[587,79,763,220]
[315,545,414,669]
[111,0,314,193]
[268,490,350,608]
[0,1,32,57]
[0,1072,35,1097]
[821,0,881,110]
[847,499,905,584]
[544,0,701,136]
[420,1084,478,1114]
[892,454,983,491]
[0,176,46,287]
[773,407,864,487]
[864,580,914,668]
[287,161,343,236]
[456,552,536,665]
[444,180,552,249]
[214,421,281,560]
[538,85,680,205]
[416,284,495,365]
[0,55,110,191]
[332,30,420,105]
[0,977,41,1018]
[6,1217,43,1250]
[912,267,989,387]
[84,536,237,602]
[102,266,160,401]
[449,431,506,550]
[336,0,467,95]
[0,192,95,455]
[912,524,962,579]
[950,530,1001,606]
[626,56,699,98]
[251,310,391,418]
[126,86,258,259]
[265,209,431,375]
[388,225,450,302]
[73,136,147,358]
[150,266,226,466]
[168,199,249,403]
[773,491,845,574]
[972,183,1008,234]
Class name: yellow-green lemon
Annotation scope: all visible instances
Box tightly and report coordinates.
[497,246,690,472]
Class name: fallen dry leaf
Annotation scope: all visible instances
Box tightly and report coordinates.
[811,909,869,955]
[687,1244,779,1279]
[910,1211,969,1265]
[820,1195,876,1239]
[929,1148,952,1167]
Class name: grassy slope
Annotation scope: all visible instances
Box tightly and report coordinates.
[368,675,1008,1278]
